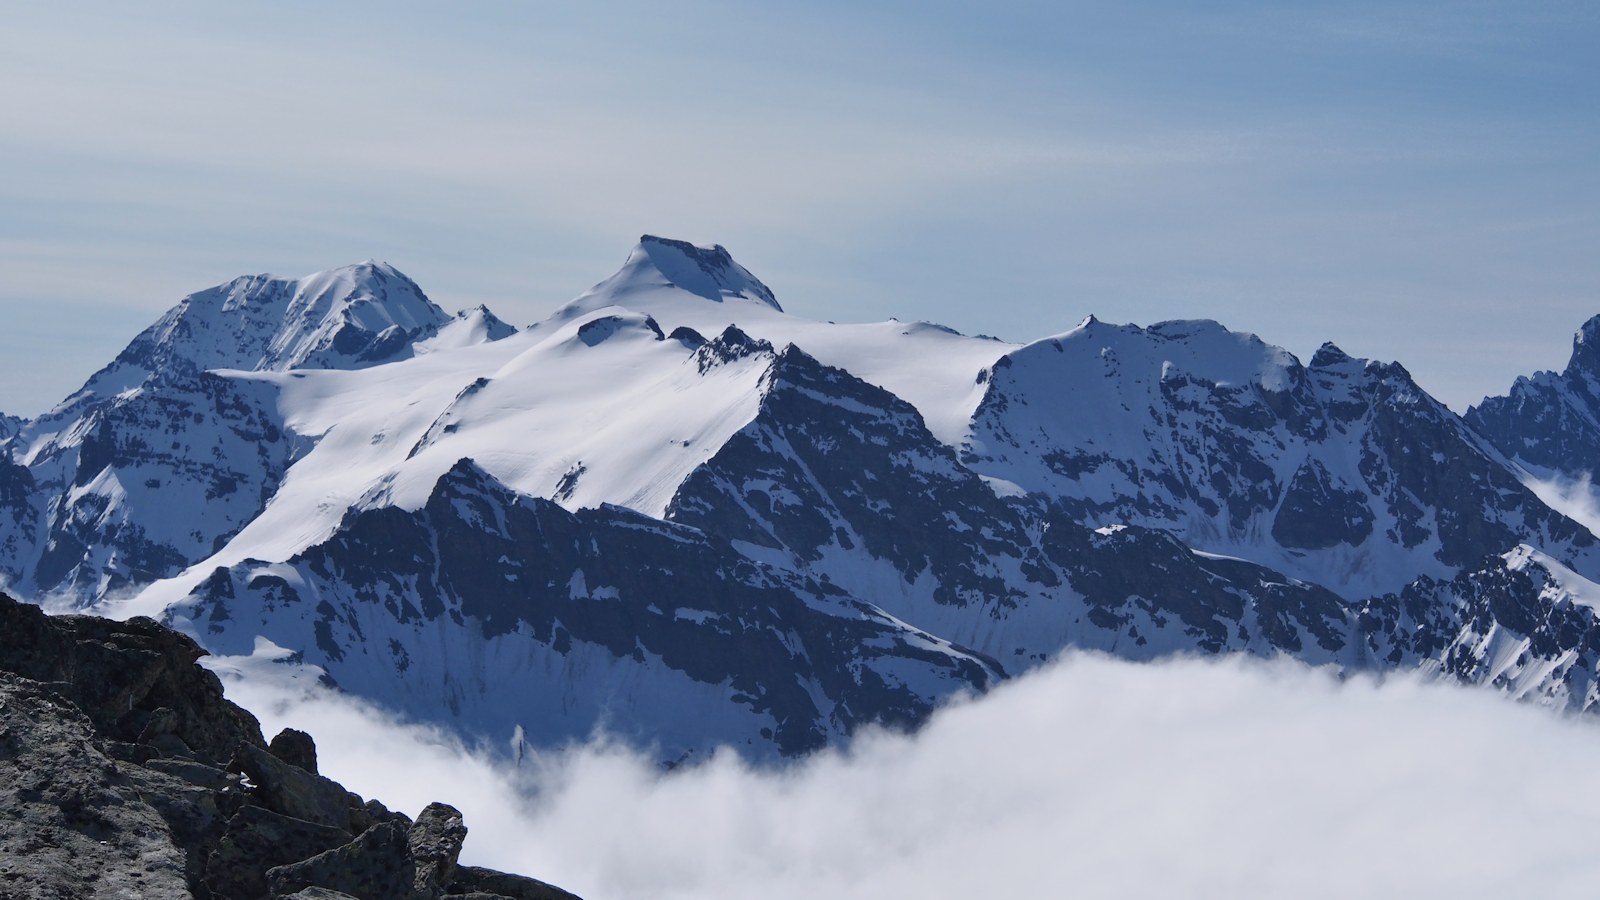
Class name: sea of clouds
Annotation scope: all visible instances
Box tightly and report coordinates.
[222,652,1600,899]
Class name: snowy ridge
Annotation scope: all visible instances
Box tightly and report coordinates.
[0,413,21,447]
[575,235,783,312]
[41,261,449,421]
[962,317,1599,599]
[0,261,483,601]
[116,308,784,621]
[172,458,999,762]
[1359,544,1600,713]
[6,235,1600,761]
[554,239,1013,446]
[1469,313,1600,480]
[418,304,518,352]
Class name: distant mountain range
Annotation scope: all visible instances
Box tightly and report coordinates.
[8,234,1600,763]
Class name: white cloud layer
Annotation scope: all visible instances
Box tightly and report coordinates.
[223,652,1600,900]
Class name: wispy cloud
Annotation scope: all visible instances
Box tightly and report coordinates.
[1,2,1596,415]
[1522,470,1600,538]
[223,651,1600,900]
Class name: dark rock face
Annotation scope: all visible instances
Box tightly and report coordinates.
[264,801,558,900]
[1271,458,1375,550]
[669,342,1048,613]
[960,321,1599,599]
[206,805,360,899]
[181,458,1001,761]
[270,727,320,774]
[1357,547,1600,709]
[665,338,1359,667]
[1040,520,1355,661]
[408,804,470,896]
[0,454,38,585]
[0,671,193,898]
[0,592,262,763]
[1468,314,1600,478]
[265,819,419,899]
[20,370,298,600]
[447,867,582,900]
[0,593,578,900]
[229,741,382,834]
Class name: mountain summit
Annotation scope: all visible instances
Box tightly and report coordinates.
[126,260,451,376]
[4,261,455,599]
[36,261,451,426]
[1468,313,1600,477]
[574,235,782,312]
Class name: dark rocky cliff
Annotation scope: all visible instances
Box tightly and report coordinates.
[0,593,578,900]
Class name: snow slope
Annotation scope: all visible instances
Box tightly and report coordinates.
[5,235,1600,761]
[962,319,1600,598]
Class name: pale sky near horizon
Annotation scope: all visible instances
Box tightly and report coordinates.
[2,1,1596,416]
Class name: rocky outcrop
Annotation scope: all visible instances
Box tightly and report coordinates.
[962,320,1600,601]
[180,458,1000,764]
[0,593,578,900]
[1468,314,1600,478]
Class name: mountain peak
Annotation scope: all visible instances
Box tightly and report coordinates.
[1566,314,1600,375]
[578,236,782,312]
[1468,312,1600,477]
[50,262,451,416]
[1309,342,1353,369]
[415,304,517,354]
[184,261,449,372]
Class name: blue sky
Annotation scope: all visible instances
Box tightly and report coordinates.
[2,1,1596,414]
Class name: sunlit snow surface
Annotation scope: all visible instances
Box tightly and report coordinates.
[112,243,1018,618]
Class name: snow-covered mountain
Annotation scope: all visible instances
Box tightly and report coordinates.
[963,320,1599,599]
[1359,544,1600,713]
[1,262,452,600]
[1467,314,1600,481]
[8,235,1600,762]
[179,458,999,761]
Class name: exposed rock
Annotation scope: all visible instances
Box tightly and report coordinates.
[184,457,1000,763]
[230,741,382,833]
[0,671,192,900]
[409,803,469,895]
[447,866,584,900]
[267,802,474,899]
[1468,314,1600,478]
[0,592,580,900]
[266,820,416,899]
[270,727,320,774]
[0,592,263,766]
[206,805,356,899]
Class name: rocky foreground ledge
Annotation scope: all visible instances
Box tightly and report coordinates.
[0,593,579,899]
